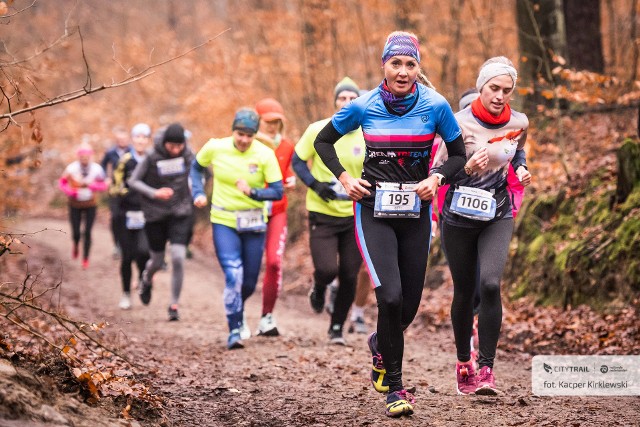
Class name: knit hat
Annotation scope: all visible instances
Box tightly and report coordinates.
[131,123,151,138]
[381,31,421,65]
[476,57,518,92]
[76,142,93,156]
[232,108,260,134]
[255,98,286,122]
[334,77,360,103]
[458,88,480,111]
[163,123,186,144]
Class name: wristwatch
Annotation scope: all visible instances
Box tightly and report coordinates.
[249,188,257,198]
[464,165,472,175]
[433,173,445,186]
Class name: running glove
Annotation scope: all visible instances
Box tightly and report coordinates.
[310,180,337,202]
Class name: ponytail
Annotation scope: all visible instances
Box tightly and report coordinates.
[417,70,435,90]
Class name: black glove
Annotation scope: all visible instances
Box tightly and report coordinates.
[310,180,337,202]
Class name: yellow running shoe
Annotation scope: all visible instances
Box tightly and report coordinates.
[385,389,415,417]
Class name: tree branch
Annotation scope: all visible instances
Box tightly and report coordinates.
[0,28,230,123]
[0,0,37,20]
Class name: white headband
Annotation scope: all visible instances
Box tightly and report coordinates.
[476,62,518,92]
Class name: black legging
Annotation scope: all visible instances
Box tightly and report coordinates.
[308,212,362,329]
[441,218,513,369]
[108,197,121,248]
[355,203,432,392]
[114,214,150,293]
[69,206,96,260]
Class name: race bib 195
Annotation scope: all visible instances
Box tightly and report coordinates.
[374,182,420,218]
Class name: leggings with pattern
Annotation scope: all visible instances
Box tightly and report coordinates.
[355,203,432,393]
[213,223,266,332]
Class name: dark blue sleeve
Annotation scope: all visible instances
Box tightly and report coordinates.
[251,181,284,201]
[100,150,111,172]
[511,149,527,171]
[190,158,207,199]
[292,152,317,187]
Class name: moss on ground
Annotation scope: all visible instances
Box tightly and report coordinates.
[506,140,640,308]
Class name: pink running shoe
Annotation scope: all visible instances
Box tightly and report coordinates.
[456,361,477,395]
[476,366,498,395]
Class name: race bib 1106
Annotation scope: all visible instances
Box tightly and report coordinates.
[450,186,496,221]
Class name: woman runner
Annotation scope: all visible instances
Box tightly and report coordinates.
[314,31,466,417]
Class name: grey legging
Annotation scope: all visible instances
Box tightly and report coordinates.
[441,217,513,369]
[144,244,186,305]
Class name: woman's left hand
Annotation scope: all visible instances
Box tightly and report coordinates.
[339,172,371,201]
[415,175,439,201]
[516,166,531,187]
[236,179,251,196]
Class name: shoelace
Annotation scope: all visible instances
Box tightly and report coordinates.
[478,367,493,382]
[373,353,385,370]
[458,365,474,383]
[396,389,416,404]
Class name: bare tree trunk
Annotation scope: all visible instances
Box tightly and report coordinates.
[516,0,567,106]
[468,0,495,60]
[630,0,639,83]
[354,2,375,89]
[299,0,332,121]
[448,0,465,100]
[393,0,420,32]
[605,0,617,72]
[563,0,604,72]
[167,0,177,30]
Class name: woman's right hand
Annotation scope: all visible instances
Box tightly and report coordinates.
[193,195,208,208]
[467,147,489,173]
[154,187,174,200]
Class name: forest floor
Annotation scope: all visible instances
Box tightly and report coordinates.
[1,216,639,427]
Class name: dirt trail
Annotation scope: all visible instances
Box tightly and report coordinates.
[4,217,639,426]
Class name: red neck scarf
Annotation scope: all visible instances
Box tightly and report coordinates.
[470,97,511,125]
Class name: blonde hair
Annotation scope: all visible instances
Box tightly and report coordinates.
[417,71,435,90]
[479,56,515,69]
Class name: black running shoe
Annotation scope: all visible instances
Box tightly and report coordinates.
[309,284,326,313]
[168,304,179,321]
[328,324,346,345]
[138,271,152,305]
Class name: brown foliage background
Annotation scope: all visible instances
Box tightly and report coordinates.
[0,0,638,214]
